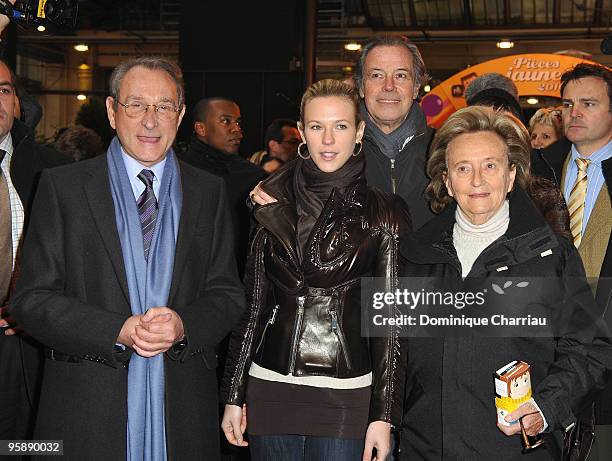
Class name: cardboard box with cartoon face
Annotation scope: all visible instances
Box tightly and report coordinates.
[494,361,532,426]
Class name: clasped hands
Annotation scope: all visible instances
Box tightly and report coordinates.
[117,307,184,358]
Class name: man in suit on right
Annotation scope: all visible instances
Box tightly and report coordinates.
[560,62,612,459]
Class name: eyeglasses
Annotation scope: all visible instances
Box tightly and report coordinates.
[116,100,181,120]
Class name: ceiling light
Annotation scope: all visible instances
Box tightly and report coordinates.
[342,66,353,73]
[37,25,46,32]
[78,62,90,70]
[74,44,89,52]
[76,94,87,101]
[496,39,514,49]
[526,97,539,105]
[423,84,431,93]
[344,43,362,52]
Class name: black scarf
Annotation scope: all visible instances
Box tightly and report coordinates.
[292,150,365,260]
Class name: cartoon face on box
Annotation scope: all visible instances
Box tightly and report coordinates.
[510,371,531,400]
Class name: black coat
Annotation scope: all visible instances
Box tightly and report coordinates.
[179,138,267,276]
[594,157,612,424]
[0,119,68,439]
[399,188,609,460]
[11,155,245,460]
[362,115,436,231]
[530,136,572,186]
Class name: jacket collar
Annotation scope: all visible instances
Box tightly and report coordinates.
[11,119,31,146]
[188,137,230,161]
[602,157,612,203]
[82,154,202,305]
[402,186,560,274]
[254,161,367,266]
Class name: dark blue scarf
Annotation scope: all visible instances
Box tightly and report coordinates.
[107,137,182,461]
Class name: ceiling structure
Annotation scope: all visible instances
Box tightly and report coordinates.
[316,0,612,81]
[9,0,612,138]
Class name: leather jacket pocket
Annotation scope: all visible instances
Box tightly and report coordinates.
[255,304,279,355]
[293,290,356,375]
[329,306,353,370]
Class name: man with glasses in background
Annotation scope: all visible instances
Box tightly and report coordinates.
[11,56,245,460]
[249,118,301,173]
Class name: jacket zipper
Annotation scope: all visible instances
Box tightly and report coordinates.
[254,304,279,354]
[330,308,353,370]
[288,296,305,374]
[387,130,428,194]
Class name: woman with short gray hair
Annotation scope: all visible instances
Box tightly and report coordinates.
[399,106,608,460]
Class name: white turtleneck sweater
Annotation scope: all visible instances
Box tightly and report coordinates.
[453,201,510,278]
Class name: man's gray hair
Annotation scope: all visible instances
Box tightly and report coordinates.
[354,36,429,93]
[464,73,519,103]
[109,56,184,108]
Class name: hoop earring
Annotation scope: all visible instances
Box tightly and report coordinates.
[352,141,363,157]
[297,142,310,159]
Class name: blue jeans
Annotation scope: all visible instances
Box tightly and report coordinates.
[249,434,365,461]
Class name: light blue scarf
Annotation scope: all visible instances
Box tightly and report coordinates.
[107,137,182,461]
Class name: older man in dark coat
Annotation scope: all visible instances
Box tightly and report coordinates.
[11,57,244,460]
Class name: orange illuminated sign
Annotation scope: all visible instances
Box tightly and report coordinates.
[420,53,597,128]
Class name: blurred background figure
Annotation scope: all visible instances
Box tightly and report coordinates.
[53,125,105,162]
[249,118,301,173]
[465,73,525,124]
[179,97,266,276]
[529,108,563,150]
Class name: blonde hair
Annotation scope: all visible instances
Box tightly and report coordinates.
[528,107,563,139]
[426,106,531,213]
[300,79,360,124]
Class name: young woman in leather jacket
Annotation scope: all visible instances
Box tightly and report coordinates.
[220,79,411,460]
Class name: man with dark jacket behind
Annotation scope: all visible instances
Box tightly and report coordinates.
[179,97,266,276]
[0,59,68,441]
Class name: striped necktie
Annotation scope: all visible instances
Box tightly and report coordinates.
[568,157,590,247]
[0,149,12,304]
[137,169,158,260]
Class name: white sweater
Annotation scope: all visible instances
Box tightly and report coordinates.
[453,201,510,278]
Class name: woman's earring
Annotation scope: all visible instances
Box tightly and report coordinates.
[352,141,363,157]
[297,142,310,159]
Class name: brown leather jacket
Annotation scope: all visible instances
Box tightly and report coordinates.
[221,162,411,425]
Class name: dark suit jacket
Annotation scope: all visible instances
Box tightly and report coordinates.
[11,153,245,460]
[0,119,67,440]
